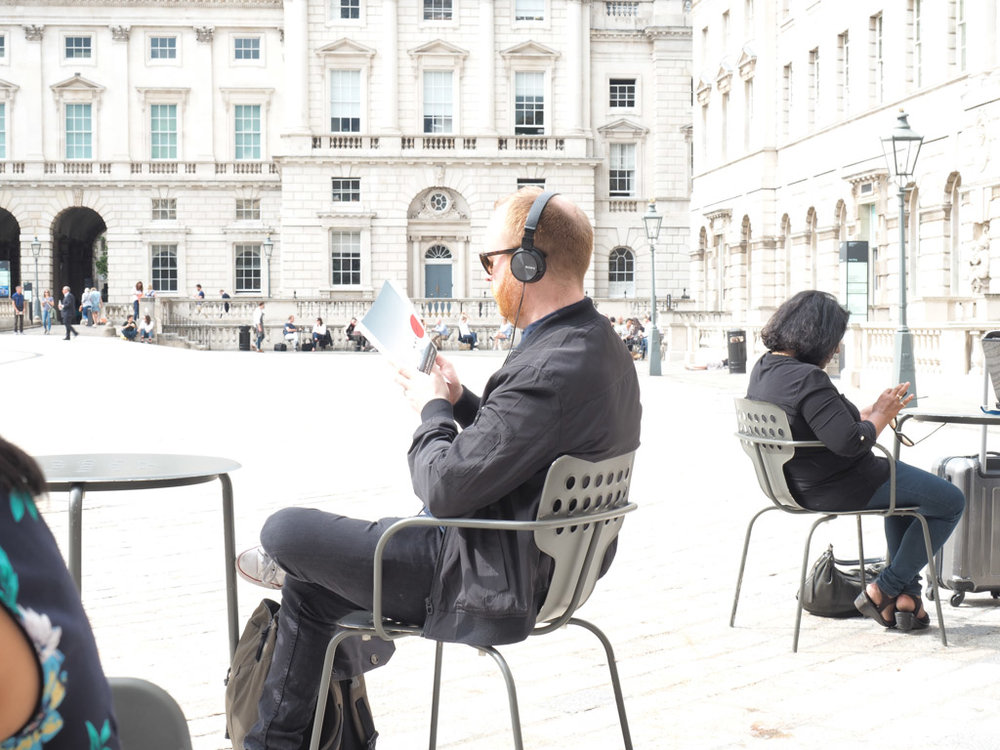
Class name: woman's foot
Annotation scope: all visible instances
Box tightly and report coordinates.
[854,582,897,628]
[895,593,931,631]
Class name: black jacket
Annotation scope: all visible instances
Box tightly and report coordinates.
[408,297,641,645]
[746,352,889,510]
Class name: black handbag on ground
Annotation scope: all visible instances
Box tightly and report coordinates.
[225,598,379,749]
[798,545,884,618]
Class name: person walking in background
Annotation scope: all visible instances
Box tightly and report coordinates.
[10,285,25,334]
[220,289,231,315]
[80,287,92,326]
[252,302,265,353]
[41,290,54,335]
[89,287,102,325]
[60,286,78,340]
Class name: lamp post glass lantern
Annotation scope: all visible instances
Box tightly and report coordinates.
[880,111,923,399]
[262,235,273,298]
[642,200,663,376]
[30,237,41,321]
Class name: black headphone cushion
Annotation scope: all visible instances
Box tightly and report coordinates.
[510,247,546,283]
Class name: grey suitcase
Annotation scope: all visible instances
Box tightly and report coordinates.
[930,453,1000,606]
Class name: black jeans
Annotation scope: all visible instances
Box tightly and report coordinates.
[13,312,24,333]
[244,508,442,750]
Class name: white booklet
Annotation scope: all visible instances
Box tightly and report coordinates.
[358,280,438,374]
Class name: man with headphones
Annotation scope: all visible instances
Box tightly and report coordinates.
[241,188,642,750]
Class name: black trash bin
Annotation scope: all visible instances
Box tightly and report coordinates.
[238,325,251,352]
[727,329,747,374]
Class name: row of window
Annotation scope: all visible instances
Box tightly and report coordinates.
[334,0,546,22]
[331,71,636,136]
[0,32,265,65]
[57,102,262,160]
[150,198,261,221]
[8,78,637,161]
[146,238,638,294]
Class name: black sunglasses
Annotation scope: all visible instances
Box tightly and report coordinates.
[479,247,520,275]
[889,417,915,448]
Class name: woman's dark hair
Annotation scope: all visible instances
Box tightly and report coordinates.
[0,435,44,497]
[760,290,850,366]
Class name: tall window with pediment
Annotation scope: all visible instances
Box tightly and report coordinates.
[330,70,361,132]
[608,247,635,298]
[609,143,635,197]
[514,71,544,135]
[66,104,92,159]
[423,71,453,133]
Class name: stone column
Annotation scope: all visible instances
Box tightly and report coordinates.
[565,0,584,134]
[193,26,216,161]
[22,25,44,161]
[381,0,400,133]
[109,26,131,162]
[283,0,310,136]
[477,0,496,133]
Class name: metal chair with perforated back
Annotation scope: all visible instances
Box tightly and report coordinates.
[109,677,193,750]
[308,452,638,750]
[731,398,947,651]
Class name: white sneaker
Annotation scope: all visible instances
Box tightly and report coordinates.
[236,546,286,589]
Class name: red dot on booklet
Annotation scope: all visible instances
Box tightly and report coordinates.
[410,315,424,338]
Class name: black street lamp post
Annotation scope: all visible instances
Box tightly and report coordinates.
[880,111,923,397]
[30,236,41,322]
[643,200,663,376]
[262,234,273,298]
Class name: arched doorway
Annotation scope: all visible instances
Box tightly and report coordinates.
[0,209,21,292]
[52,207,107,297]
[406,187,471,299]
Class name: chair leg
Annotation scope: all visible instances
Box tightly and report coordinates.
[909,512,948,647]
[855,515,868,589]
[428,641,444,750]
[794,514,836,653]
[476,646,524,750]
[309,629,358,750]
[730,506,780,627]
[569,618,633,750]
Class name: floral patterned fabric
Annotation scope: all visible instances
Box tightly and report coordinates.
[1,489,119,750]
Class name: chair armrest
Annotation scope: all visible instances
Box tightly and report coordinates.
[368,505,638,640]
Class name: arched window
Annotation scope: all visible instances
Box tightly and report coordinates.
[425,244,452,259]
[608,246,635,298]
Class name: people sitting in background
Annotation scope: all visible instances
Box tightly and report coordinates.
[492,317,513,350]
[457,313,478,350]
[283,315,300,351]
[312,318,333,351]
[119,315,138,341]
[430,318,450,348]
[140,314,155,343]
[345,317,369,351]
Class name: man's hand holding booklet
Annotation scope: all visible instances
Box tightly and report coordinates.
[357,280,438,374]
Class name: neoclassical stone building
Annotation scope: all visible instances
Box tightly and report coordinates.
[0,0,692,322]
[690,0,1000,383]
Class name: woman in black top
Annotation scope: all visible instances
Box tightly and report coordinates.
[746,291,965,632]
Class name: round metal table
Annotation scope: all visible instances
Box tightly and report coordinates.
[37,453,242,658]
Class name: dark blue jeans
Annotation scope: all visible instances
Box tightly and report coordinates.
[244,508,442,750]
[864,461,965,598]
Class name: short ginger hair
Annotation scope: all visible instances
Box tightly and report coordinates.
[494,187,593,284]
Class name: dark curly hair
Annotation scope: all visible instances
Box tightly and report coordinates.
[760,290,850,366]
[0,435,44,497]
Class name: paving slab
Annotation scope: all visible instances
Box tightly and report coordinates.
[2,326,1000,749]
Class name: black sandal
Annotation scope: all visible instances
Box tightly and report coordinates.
[854,585,897,628]
[895,594,931,632]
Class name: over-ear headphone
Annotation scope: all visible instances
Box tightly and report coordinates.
[510,190,558,284]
